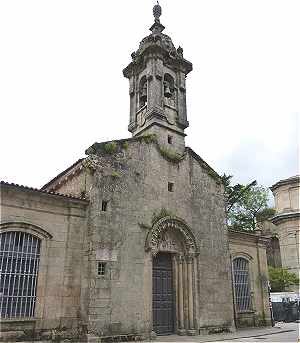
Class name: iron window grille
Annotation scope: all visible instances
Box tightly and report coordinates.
[97,262,106,276]
[233,257,252,312]
[0,231,41,318]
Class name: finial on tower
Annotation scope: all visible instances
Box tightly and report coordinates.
[150,1,165,34]
[153,1,162,22]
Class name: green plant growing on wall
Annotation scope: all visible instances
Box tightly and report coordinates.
[111,170,121,178]
[268,267,299,292]
[122,141,129,150]
[157,145,183,163]
[140,133,157,144]
[152,208,174,225]
[82,159,95,175]
[104,141,118,154]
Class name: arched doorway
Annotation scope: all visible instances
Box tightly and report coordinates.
[145,216,199,336]
[152,252,174,334]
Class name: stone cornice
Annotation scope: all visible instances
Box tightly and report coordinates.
[228,229,270,246]
[271,211,300,225]
[270,175,300,192]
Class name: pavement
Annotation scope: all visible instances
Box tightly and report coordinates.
[146,322,299,343]
[3,322,299,343]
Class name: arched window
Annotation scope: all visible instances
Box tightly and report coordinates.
[0,231,41,318]
[163,74,175,99]
[233,257,252,312]
[139,76,147,108]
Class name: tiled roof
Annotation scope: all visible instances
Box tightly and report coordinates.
[0,180,88,202]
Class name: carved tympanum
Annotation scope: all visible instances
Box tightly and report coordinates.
[145,216,197,256]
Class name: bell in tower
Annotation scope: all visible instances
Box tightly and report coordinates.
[123,2,192,152]
[164,82,172,99]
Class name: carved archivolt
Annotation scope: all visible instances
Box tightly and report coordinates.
[145,216,198,256]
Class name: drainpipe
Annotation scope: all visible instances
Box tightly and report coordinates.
[256,238,266,324]
[230,254,237,329]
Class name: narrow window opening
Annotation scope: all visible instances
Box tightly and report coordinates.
[168,182,174,192]
[101,201,108,212]
[97,262,106,276]
[168,135,173,144]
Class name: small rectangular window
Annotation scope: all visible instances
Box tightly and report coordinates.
[97,262,106,276]
[167,135,173,144]
[101,201,108,212]
[168,182,174,192]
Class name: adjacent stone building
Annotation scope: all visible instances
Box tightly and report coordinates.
[0,4,272,341]
[270,176,300,278]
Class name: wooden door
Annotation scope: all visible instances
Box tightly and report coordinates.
[152,253,174,334]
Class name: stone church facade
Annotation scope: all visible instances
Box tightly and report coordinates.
[0,5,271,342]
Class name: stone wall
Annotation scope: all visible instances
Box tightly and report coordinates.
[229,230,271,328]
[83,137,234,337]
[271,176,300,279]
[0,184,88,341]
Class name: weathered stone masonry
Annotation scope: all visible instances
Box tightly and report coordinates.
[0,3,272,341]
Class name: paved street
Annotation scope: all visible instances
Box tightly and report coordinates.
[213,323,299,342]
[150,322,299,343]
[7,322,299,343]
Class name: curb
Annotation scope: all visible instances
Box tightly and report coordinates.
[206,329,296,342]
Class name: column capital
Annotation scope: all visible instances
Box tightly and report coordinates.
[176,254,185,263]
[186,254,195,263]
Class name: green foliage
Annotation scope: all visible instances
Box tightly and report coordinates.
[157,145,183,163]
[221,174,269,231]
[268,267,299,292]
[104,141,118,154]
[140,134,157,144]
[122,141,129,150]
[111,170,121,178]
[256,207,276,223]
[152,208,173,225]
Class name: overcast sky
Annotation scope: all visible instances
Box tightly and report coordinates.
[0,0,299,199]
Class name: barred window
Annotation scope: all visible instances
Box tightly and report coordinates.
[0,231,41,318]
[233,257,252,312]
[97,262,106,276]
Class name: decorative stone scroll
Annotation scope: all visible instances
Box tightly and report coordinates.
[145,216,198,256]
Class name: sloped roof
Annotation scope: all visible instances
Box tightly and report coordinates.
[41,158,84,191]
[0,180,88,202]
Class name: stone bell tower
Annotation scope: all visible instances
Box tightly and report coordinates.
[123,2,192,153]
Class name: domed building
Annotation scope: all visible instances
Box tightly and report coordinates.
[270,175,300,283]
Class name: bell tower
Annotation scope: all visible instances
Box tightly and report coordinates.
[123,2,193,153]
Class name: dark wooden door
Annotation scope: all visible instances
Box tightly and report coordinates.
[152,253,174,335]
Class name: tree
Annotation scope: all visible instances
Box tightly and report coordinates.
[256,207,276,223]
[268,267,299,292]
[221,174,269,231]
